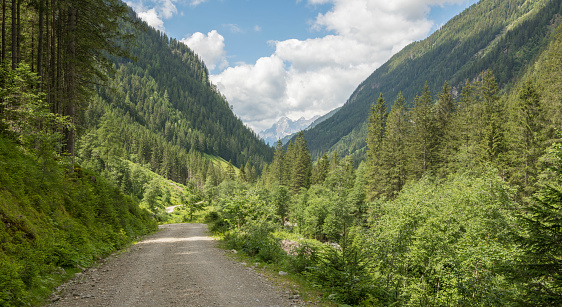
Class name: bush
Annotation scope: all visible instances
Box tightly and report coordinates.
[225,217,283,263]
[0,136,158,306]
[310,229,374,306]
[281,239,322,274]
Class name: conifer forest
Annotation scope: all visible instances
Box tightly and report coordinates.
[1,0,562,306]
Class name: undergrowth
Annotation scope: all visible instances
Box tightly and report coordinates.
[0,136,158,306]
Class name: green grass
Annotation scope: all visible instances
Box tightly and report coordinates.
[0,136,158,306]
[163,204,210,224]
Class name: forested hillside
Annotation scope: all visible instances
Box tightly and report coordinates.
[300,0,562,160]
[76,12,273,196]
[0,1,158,305]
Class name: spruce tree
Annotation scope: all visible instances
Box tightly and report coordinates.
[434,81,456,176]
[478,71,507,169]
[366,93,387,200]
[409,82,437,179]
[312,152,330,185]
[511,80,544,197]
[381,92,410,197]
[454,80,478,171]
[290,131,312,193]
[270,140,286,185]
[516,141,562,305]
[226,160,236,180]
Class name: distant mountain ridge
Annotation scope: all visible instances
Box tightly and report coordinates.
[259,116,320,146]
[296,0,562,160]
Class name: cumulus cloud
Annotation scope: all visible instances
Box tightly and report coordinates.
[212,0,470,132]
[137,8,165,31]
[127,0,180,31]
[180,31,229,70]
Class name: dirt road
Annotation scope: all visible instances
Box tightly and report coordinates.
[49,223,303,306]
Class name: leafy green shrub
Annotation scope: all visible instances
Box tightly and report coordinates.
[225,217,283,263]
[0,254,27,307]
[310,229,374,306]
[366,170,519,306]
[282,240,322,274]
[0,136,158,306]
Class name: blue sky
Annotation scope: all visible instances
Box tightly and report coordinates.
[127,0,479,132]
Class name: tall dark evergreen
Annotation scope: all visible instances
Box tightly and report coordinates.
[381,92,409,197]
[270,140,286,185]
[515,141,562,305]
[366,93,387,200]
[290,131,312,193]
[478,70,507,168]
[434,81,456,176]
[312,152,330,185]
[453,80,479,170]
[510,80,544,196]
[408,82,436,178]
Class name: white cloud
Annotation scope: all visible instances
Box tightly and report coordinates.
[180,30,229,70]
[159,0,178,19]
[212,56,288,124]
[190,0,208,7]
[212,0,469,132]
[137,8,165,31]
[127,0,179,31]
[224,24,243,34]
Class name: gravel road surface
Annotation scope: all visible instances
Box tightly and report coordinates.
[49,223,304,307]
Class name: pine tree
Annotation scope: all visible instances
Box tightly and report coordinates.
[270,140,285,185]
[409,82,437,178]
[478,71,507,169]
[226,160,236,180]
[381,92,410,197]
[290,131,312,193]
[516,141,562,305]
[434,81,456,176]
[366,93,387,200]
[330,151,339,171]
[454,80,479,171]
[312,152,330,185]
[238,163,246,182]
[511,80,544,197]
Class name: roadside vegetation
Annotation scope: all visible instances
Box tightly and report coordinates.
[205,51,562,305]
[0,136,157,306]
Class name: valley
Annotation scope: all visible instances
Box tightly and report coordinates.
[1,0,562,306]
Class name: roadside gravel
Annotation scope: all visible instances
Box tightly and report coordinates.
[48,223,305,307]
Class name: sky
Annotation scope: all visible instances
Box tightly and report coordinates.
[126,0,479,133]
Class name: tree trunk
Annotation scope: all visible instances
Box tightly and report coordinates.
[16,0,19,66]
[11,0,16,69]
[37,0,44,87]
[2,0,5,62]
[30,22,34,72]
[64,5,77,161]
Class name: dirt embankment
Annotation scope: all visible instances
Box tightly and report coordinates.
[49,223,305,307]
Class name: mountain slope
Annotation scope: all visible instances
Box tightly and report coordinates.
[77,11,273,189]
[0,136,157,306]
[299,0,562,159]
